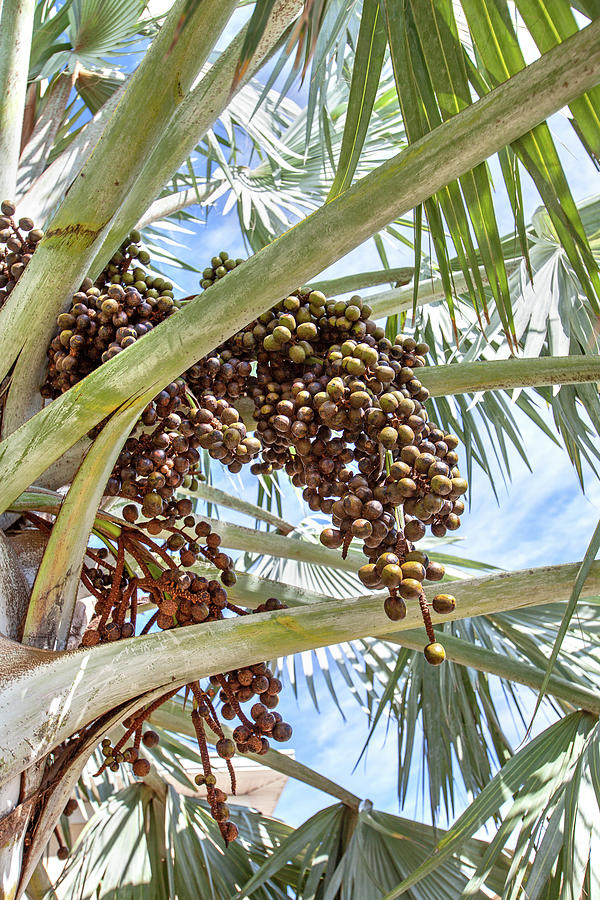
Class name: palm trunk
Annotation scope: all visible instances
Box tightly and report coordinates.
[0,533,39,900]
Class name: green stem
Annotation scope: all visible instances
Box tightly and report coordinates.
[307,267,414,296]
[136,184,217,228]
[366,262,521,321]
[151,699,361,809]
[384,629,600,716]
[419,354,600,397]
[159,515,363,571]
[1,559,599,789]
[183,483,294,534]
[23,397,148,651]
[0,0,35,201]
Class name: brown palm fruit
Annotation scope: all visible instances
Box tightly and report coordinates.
[424,642,446,665]
[432,594,456,614]
[133,758,151,777]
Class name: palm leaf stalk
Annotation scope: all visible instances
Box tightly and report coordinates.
[1,558,599,792]
[0,0,36,200]
[10,489,600,719]
[182,482,294,533]
[18,82,128,226]
[307,267,415,296]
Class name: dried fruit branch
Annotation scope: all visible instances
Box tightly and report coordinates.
[1,559,598,790]
[0,0,36,201]
[150,700,361,808]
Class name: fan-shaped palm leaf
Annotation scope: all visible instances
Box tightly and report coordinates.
[386,711,600,900]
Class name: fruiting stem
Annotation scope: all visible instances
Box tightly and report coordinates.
[105,537,125,622]
[130,586,138,631]
[215,675,254,731]
[139,611,158,634]
[418,593,436,643]
[133,531,177,570]
[225,601,249,616]
[341,531,353,560]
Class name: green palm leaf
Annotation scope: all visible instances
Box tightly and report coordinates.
[327,0,387,199]
[52,784,169,899]
[384,712,600,900]
[235,801,513,900]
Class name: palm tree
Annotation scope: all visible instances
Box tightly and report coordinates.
[1,0,600,897]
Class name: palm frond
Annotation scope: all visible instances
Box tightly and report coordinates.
[51,780,294,900]
[386,712,600,900]
[236,800,513,900]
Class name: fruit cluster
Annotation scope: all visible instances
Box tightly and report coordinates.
[42,231,176,398]
[200,250,244,289]
[32,218,466,659]
[0,200,43,311]
[196,282,464,662]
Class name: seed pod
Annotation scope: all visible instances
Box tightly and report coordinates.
[142,730,160,748]
[272,722,292,742]
[380,564,402,588]
[401,561,426,582]
[398,578,422,600]
[216,739,236,759]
